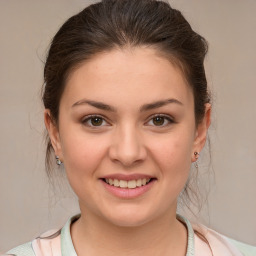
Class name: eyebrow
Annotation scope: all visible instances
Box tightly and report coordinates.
[140,98,183,112]
[72,99,117,111]
[72,98,183,112]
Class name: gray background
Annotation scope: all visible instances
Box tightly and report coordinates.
[0,0,255,252]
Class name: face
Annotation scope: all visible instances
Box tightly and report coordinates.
[45,47,210,227]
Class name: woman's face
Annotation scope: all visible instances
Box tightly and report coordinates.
[46,47,210,227]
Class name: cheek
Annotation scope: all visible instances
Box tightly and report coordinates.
[60,131,111,205]
[151,132,193,164]
[60,128,109,179]
[148,129,194,183]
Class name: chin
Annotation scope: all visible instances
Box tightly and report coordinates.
[102,205,158,228]
[109,215,150,228]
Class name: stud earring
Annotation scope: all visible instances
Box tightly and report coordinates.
[194,151,200,160]
[194,152,200,169]
[56,156,62,166]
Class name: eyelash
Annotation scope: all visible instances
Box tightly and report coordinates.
[147,114,175,127]
[81,114,175,128]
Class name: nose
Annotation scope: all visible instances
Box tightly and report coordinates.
[108,124,147,167]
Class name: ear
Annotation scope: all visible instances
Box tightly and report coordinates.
[44,109,63,161]
[191,103,211,162]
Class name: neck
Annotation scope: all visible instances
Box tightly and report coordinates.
[71,206,187,256]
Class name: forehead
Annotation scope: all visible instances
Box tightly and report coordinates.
[62,47,193,108]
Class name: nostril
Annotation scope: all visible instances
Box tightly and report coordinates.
[108,137,147,167]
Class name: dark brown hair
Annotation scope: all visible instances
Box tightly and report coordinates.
[43,0,210,204]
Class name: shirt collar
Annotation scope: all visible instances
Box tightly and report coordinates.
[61,214,195,256]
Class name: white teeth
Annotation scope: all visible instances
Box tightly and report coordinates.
[104,178,152,188]
[119,180,128,188]
[128,180,137,188]
[136,179,142,187]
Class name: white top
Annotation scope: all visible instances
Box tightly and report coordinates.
[6,214,256,256]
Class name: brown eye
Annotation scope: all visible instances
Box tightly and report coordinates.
[90,117,103,126]
[82,115,108,127]
[147,115,174,127]
[152,116,165,126]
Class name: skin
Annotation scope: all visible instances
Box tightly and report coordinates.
[45,46,211,256]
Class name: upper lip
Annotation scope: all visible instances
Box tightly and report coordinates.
[101,174,155,181]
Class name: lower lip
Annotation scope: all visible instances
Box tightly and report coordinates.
[101,179,156,199]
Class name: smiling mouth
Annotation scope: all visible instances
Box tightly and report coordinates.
[102,178,155,189]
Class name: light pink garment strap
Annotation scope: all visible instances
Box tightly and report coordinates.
[193,223,243,256]
[32,230,61,256]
